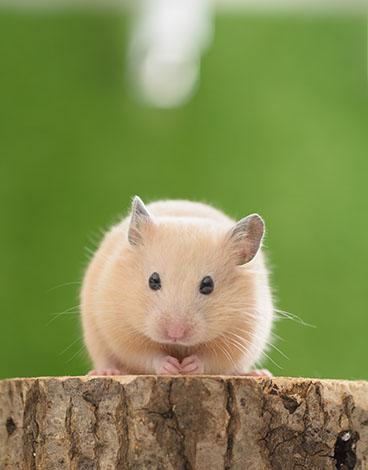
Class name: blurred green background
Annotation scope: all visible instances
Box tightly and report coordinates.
[0,8,367,380]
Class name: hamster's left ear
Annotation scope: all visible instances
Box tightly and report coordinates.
[228,214,265,265]
[128,195,153,246]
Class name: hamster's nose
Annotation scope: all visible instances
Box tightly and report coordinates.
[166,324,187,341]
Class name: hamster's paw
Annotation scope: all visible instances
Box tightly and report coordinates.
[239,369,273,377]
[88,368,123,376]
[154,356,182,375]
[180,355,204,375]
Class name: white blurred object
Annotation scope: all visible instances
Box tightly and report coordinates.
[1,0,365,108]
[128,0,213,108]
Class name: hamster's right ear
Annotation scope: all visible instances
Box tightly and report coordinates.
[227,214,265,265]
[128,195,153,246]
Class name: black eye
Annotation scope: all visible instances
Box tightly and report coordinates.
[149,272,161,291]
[199,276,214,295]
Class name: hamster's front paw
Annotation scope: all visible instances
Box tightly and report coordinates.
[88,368,123,376]
[154,356,182,375]
[180,355,204,375]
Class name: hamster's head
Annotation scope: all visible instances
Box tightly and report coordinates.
[113,196,265,351]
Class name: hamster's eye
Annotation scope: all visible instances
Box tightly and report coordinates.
[199,276,214,295]
[149,272,161,291]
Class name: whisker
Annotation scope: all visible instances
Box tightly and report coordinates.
[59,337,83,356]
[260,350,282,369]
[215,340,237,370]
[46,304,81,326]
[226,329,283,369]
[230,327,289,361]
[66,345,86,363]
[224,334,251,357]
[47,281,81,293]
[268,342,289,360]
[274,308,315,328]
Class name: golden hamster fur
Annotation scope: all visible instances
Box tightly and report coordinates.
[81,197,274,375]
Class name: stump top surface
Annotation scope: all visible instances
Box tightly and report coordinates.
[1,374,367,384]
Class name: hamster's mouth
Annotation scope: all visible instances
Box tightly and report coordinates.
[146,329,219,349]
[141,331,197,348]
[158,337,200,348]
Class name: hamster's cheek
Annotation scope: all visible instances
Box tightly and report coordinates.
[186,320,210,346]
[140,310,160,342]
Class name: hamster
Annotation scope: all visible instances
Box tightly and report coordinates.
[81,196,274,376]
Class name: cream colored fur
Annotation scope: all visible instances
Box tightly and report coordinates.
[81,198,274,374]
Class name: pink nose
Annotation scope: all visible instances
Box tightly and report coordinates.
[166,324,187,341]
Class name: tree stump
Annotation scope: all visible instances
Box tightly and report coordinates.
[0,376,367,469]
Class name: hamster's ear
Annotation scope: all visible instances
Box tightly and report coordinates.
[228,214,265,265]
[128,195,153,246]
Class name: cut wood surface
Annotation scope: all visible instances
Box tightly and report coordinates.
[0,376,367,469]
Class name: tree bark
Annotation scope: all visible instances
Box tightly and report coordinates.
[0,376,367,469]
